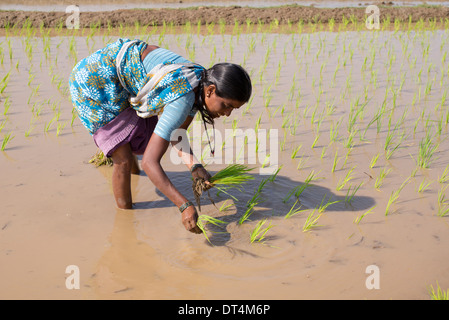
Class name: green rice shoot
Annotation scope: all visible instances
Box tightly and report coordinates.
[196,214,227,245]
[428,282,449,300]
[250,218,274,244]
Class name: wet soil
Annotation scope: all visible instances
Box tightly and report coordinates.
[1,3,449,28]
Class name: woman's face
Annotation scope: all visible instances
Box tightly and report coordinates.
[203,84,245,119]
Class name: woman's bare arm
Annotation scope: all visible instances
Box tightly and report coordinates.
[171,116,212,183]
[170,116,198,169]
[141,123,201,233]
[142,133,188,208]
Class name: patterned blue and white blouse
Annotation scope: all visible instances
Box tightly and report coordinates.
[69,38,204,139]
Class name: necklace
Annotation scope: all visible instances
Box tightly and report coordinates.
[202,118,215,156]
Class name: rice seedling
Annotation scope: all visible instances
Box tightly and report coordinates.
[369,153,381,169]
[438,165,449,184]
[384,128,395,151]
[375,167,392,189]
[2,97,11,116]
[417,179,433,193]
[329,118,342,144]
[283,182,310,203]
[410,165,419,178]
[255,178,269,195]
[284,199,306,219]
[304,169,323,185]
[33,102,44,118]
[196,214,227,245]
[428,282,449,300]
[341,147,354,168]
[236,170,265,209]
[1,131,14,151]
[320,146,327,160]
[302,209,323,232]
[267,165,282,182]
[250,218,274,244]
[219,200,234,213]
[0,120,7,136]
[385,140,402,160]
[353,206,375,225]
[343,129,357,149]
[24,124,34,138]
[291,145,301,159]
[295,153,309,170]
[336,166,356,191]
[385,178,410,216]
[0,71,11,94]
[44,117,56,133]
[311,133,320,149]
[437,185,449,217]
[331,150,340,173]
[417,133,439,168]
[345,182,363,204]
[239,192,262,225]
[261,154,271,168]
[435,89,448,112]
[56,122,67,137]
[360,113,381,142]
[318,195,340,213]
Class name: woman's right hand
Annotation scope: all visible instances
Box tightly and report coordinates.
[181,205,202,234]
[191,166,213,191]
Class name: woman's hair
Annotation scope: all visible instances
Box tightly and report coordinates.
[196,63,252,125]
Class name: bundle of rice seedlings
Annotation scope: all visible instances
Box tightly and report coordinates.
[89,149,113,167]
[196,214,227,245]
[193,164,254,211]
[209,164,254,188]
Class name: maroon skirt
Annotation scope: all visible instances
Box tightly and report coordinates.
[93,107,158,157]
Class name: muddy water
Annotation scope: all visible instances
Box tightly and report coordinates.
[1,27,449,299]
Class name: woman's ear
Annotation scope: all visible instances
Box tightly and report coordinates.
[205,84,216,98]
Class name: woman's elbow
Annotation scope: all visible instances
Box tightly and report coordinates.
[141,133,169,176]
[141,157,159,176]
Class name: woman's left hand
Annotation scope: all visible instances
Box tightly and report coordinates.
[191,166,212,190]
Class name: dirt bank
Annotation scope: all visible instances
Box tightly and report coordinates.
[1,4,449,28]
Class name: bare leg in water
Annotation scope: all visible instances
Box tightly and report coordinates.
[110,143,140,209]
